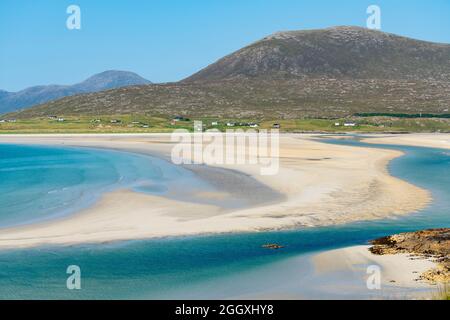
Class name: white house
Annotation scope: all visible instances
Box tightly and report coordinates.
[344,122,356,127]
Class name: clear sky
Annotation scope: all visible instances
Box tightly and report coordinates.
[1,0,449,91]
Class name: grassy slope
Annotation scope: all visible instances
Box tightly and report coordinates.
[1,115,448,134]
[5,79,450,121]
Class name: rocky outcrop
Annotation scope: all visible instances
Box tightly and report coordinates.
[262,244,285,250]
[370,229,449,283]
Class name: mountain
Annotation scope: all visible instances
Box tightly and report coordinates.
[185,26,450,82]
[7,27,450,120]
[0,70,151,114]
[0,90,10,100]
[69,71,151,92]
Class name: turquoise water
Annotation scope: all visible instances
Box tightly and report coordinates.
[0,144,214,228]
[0,140,448,299]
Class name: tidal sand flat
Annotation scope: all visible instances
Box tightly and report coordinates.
[0,134,430,249]
[362,133,450,150]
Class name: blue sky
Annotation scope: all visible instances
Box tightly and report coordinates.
[1,0,449,91]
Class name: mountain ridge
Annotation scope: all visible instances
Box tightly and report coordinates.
[5,26,450,120]
[0,70,151,114]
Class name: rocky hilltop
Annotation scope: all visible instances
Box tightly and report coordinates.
[185,26,450,82]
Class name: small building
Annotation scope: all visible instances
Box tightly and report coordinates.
[110,119,121,124]
[249,123,259,128]
[142,124,149,128]
[211,121,219,126]
[226,122,235,127]
[334,122,340,126]
[57,118,65,122]
[272,123,281,129]
[0,120,5,123]
[344,122,356,127]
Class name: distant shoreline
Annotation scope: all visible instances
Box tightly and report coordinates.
[361,133,450,150]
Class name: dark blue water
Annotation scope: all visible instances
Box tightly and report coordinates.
[0,139,448,299]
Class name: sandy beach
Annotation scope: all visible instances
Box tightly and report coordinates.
[362,133,450,150]
[311,245,439,299]
[163,245,440,300]
[0,134,432,249]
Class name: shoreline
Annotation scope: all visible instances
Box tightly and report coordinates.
[369,229,449,285]
[0,134,432,249]
[310,245,440,299]
[158,245,441,300]
[361,133,450,150]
